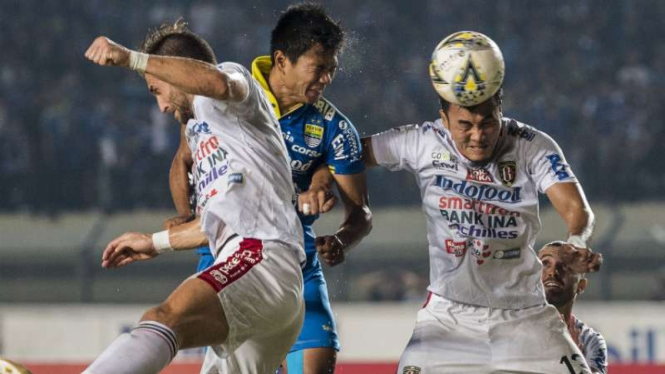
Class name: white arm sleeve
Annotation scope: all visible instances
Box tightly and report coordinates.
[370,124,423,173]
[526,130,578,194]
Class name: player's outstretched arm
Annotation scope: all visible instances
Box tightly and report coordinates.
[102,218,208,269]
[316,172,372,267]
[361,137,378,168]
[84,36,247,102]
[546,182,601,273]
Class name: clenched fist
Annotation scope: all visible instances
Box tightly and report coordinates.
[84,36,131,68]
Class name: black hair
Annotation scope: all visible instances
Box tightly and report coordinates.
[140,19,216,64]
[270,3,344,65]
[439,87,504,113]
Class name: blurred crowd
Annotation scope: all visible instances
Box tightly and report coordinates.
[2,0,664,216]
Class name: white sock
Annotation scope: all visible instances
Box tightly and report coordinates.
[82,321,178,374]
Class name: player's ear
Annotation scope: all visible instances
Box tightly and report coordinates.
[274,50,288,72]
[439,109,450,130]
[576,278,587,295]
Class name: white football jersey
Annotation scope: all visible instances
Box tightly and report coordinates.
[372,118,577,309]
[186,62,303,260]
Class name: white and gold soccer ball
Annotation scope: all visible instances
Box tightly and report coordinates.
[429,31,505,107]
[0,358,33,374]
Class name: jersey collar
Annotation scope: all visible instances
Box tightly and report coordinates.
[251,55,304,119]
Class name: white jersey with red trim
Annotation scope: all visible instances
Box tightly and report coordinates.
[371,118,577,309]
[186,62,303,260]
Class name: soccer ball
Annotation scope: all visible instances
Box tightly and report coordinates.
[429,31,505,107]
[0,358,33,374]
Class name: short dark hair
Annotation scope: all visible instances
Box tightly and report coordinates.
[140,19,216,64]
[439,87,503,114]
[270,3,344,65]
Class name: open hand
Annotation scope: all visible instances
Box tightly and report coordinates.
[102,232,157,268]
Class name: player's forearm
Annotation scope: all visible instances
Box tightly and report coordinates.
[144,55,241,101]
[565,203,595,246]
[169,153,192,217]
[311,164,334,191]
[336,204,372,252]
[361,137,378,168]
[166,217,208,250]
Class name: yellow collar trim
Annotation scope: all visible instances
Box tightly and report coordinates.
[251,55,303,118]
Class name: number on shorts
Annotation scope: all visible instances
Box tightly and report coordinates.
[560,354,586,374]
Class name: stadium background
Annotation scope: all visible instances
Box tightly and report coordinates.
[1,0,664,372]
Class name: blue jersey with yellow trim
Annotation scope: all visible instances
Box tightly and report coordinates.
[282,99,364,225]
[252,56,364,278]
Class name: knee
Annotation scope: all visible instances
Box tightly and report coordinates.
[140,302,179,328]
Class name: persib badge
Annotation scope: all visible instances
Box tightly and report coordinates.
[304,123,324,148]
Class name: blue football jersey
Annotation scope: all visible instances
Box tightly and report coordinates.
[252,56,364,276]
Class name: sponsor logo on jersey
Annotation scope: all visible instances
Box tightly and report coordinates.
[228,172,244,186]
[403,366,421,374]
[493,248,521,259]
[291,159,314,173]
[304,123,324,148]
[436,175,521,203]
[498,161,517,187]
[466,168,493,183]
[188,121,212,135]
[431,150,458,171]
[314,99,336,121]
[291,144,322,157]
[444,239,467,257]
[331,133,347,160]
[506,122,536,141]
[471,239,491,265]
[282,131,294,143]
[338,120,348,130]
[545,154,571,181]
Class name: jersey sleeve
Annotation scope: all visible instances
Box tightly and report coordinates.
[218,62,253,102]
[370,124,422,173]
[581,328,608,374]
[526,129,578,194]
[325,115,365,175]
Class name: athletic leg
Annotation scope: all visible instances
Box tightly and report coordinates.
[83,277,228,374]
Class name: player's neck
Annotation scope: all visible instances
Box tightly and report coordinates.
[557,299,575,322]
[267,70,301,115]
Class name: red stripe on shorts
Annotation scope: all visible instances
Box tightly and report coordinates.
[197,238,263,293]
[422,291,433,308]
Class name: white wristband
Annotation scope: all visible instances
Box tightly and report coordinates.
[129,51,149,73]
[567,235,587,248]
[152,230,173,253]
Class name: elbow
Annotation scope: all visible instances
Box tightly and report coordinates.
[362,204,373,237]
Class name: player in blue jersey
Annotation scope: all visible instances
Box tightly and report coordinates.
[539,242,608,374]
[167,4,372,374]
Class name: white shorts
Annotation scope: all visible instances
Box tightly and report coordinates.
[196,236,304,374]
[398,293,591,374]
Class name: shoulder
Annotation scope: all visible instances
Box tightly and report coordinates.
[312,98,354,128]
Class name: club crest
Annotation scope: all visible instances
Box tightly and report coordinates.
[304,123,324,148]
[498,161,517,187]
